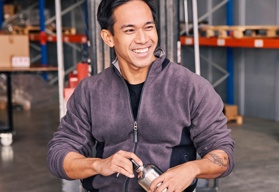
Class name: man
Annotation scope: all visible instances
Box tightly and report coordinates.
[48,0,234,191]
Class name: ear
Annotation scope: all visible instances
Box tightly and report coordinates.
[100,29,114,47]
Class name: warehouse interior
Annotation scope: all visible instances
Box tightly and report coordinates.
[0,0,279,192]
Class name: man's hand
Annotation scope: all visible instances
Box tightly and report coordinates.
[148,150,229,192]
[93,150,143,178]
[148,163,197,192]
[63,150,142,179]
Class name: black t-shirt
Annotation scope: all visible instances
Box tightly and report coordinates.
[125,80,144,119]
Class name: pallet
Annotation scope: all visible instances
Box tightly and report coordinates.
[199,25,279,38]
[199,25,230,38]
[227,115,243,125]
[230,25,279,38]
[11,25,76,35]
[223,104,243,125]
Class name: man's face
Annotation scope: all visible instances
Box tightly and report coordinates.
[109,0,158,70]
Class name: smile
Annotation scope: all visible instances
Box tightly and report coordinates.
[132,48,149,54]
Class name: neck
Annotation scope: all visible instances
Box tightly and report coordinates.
[120,66,149,84]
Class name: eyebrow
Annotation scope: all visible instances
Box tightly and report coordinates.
[120,21,155,30]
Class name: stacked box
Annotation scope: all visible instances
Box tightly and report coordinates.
[223,104,243,125]
[0,35,30,67]
[224,105,238,117]
[3,4,15,20]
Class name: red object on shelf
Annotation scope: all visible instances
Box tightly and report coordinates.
[64,87,75,102]
[68,72,78,88]
[180,36,279,49]
[67,63,89,89]
[77,62,89,82]
[64,62,90,101]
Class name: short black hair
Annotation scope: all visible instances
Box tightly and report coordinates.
[97,0,157,35]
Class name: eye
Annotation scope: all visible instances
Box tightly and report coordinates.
[124,28,135,34]
[145,25,154,31]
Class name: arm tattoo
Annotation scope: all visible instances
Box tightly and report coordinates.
[207,153,228,167]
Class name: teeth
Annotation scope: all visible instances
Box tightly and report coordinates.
[133,48,148,53]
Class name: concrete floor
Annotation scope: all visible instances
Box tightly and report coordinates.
[1,101,279,192]
[219,117,279,192]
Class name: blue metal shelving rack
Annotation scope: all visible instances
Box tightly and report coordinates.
[226,0,234,104]
[0,0,3,29]
[39,0,48,80]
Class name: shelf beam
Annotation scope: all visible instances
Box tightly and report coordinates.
[29,34,87,43]
[180,36,279,49]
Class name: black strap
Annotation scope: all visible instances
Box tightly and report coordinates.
[162,58,170,70]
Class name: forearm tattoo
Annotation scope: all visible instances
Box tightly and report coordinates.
[207,153,228,167]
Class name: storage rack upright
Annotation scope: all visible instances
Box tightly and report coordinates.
[0,0,88,146]
[180,0,279,121]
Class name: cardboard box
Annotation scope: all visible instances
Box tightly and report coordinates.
[3,4,15,20]
[223,104,239,117]
[0,35,30,67]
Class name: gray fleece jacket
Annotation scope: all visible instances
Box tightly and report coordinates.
[47,48,234,192]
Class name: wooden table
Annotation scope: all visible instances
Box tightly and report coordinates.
[0,65,58,146]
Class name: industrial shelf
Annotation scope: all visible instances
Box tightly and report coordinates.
[29,34,87,43]
[180,36,279,49]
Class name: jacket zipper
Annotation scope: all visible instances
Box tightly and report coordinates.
[122,121,138,192]
[133,121,138,143]
[124,77,149,192]
[117,71,140,192]
[113,63,153,192]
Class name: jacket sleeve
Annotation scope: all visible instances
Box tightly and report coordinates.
[190,79,235,177]
[47,79,96,179]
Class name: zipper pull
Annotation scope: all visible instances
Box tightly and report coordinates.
[134,121,138,143]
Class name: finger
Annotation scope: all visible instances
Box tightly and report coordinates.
[110,155,135,177]
[115,151,144,174]
[155,182,168,192]
[116,165,135,178]
[118,150,143,166]
[150,176,165,191]
[129,154,143,166]
[112,151,144,178]
[113,156,134,175]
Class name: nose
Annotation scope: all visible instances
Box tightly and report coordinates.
[135,29,148,44]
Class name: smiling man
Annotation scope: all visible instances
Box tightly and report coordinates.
[100,0,158,85]
[47,1,234,192]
